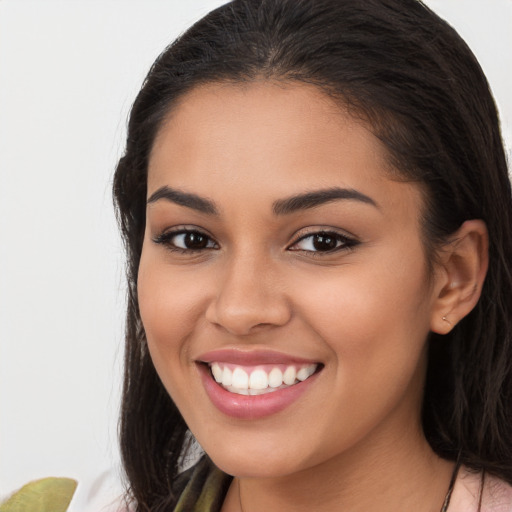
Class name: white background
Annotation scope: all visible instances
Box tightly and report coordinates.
[1,0,510,508]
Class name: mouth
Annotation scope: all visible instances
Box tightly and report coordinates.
[196,350,323,419]
[208,362,319,396]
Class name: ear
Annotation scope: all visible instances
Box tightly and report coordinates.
[430,220,489,335]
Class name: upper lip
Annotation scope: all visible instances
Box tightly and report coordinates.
[196,348,320,366]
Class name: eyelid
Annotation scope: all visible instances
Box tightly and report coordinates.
[152,225,219,251]
[288,227,359,253]
[151,225,358,254]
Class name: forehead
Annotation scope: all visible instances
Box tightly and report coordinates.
[147,81,418,214]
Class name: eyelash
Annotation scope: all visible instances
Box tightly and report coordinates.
[288,230,359,254]
[152,229,218,254]
[152,228,359,255]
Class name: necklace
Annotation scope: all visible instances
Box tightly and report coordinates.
[440,460,461,512]
[237,460,461,512]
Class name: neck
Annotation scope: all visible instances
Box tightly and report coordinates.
[223,421,455,512]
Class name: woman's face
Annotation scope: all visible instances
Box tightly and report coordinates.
[138,82,442,478]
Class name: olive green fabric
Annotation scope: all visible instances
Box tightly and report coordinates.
[0,477,77,512]
[173,457,232,512]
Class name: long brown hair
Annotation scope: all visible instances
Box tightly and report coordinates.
[113,1,512,509]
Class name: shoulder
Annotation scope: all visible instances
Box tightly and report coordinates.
[482,473,512,512]
[449,466,512,512]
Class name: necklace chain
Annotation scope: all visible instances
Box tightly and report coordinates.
[440,460,461,512]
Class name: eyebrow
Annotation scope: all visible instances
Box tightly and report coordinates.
[146,185,378,216]
[147,186,218,215]
[272,187,378,215]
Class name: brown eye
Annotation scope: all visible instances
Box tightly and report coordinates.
[181,232,209,249]
[311,233,338,251]
[153,229,218,251]
[289,231,358,253]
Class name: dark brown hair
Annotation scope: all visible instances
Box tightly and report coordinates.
[113,1,512,509]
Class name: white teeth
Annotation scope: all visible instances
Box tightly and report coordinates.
[249,369,268,390]
[297,365,315,381]
[248,387,271,395]
[211,362,223,383]
[268,367,283,388]
[210,363,318,395]
[221,366,233,387]
[283,366,297,385]
[231,367,249,389]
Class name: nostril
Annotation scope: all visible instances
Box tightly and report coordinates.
[205,301,291,336]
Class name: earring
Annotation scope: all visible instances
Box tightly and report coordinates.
[442,316,452,326]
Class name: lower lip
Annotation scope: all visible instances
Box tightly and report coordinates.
[198,364,319,420]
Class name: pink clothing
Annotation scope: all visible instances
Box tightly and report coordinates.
[450,467,512,512]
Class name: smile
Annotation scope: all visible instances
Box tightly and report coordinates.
[197,350,323,419]
[209,362,318,395]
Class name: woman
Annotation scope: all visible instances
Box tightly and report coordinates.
[113,0,512,510]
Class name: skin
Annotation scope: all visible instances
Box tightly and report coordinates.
[138,82,487,511]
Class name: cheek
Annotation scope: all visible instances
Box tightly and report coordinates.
[292,249,432,378]
[137,249,207,379]
[287,256,432,449]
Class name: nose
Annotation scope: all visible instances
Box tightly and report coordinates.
[205,253,292,336]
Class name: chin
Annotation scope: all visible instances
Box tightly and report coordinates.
[197,433,318,478]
